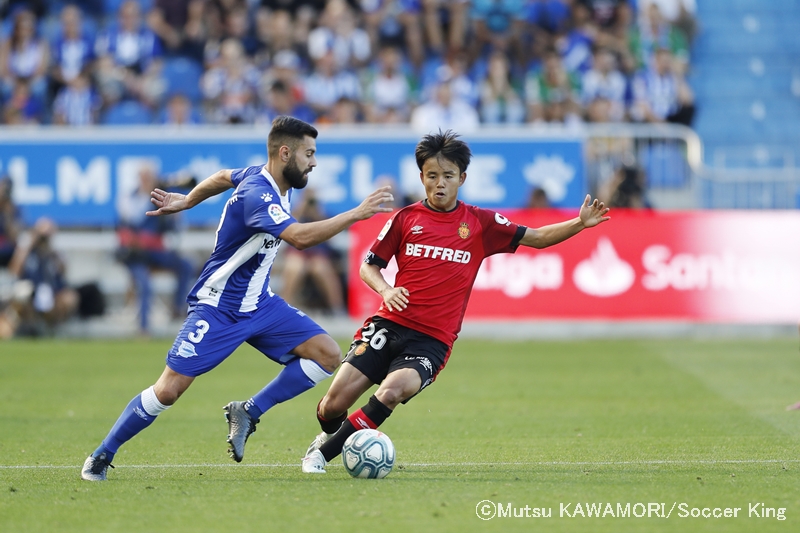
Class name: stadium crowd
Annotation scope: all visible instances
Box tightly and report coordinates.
[0,0,696,128]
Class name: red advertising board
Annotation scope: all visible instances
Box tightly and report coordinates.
[348,209,800,323]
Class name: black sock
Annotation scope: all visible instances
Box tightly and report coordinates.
[319,395,392,462]
[317,400,347,434]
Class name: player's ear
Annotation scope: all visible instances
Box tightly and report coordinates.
[459,172,467,186]
[280,145,291,162]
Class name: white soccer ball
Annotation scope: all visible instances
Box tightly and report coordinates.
[342,429,395,479]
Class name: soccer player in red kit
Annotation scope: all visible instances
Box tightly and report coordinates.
[302,130,610,473]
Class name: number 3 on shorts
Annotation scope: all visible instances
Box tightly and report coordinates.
[188,320,210,343]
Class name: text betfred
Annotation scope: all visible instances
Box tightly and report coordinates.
[404,243,471,263]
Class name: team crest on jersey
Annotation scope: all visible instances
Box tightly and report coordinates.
[353,342,367,356]
[458,222,470,239]
[268,203,290,224]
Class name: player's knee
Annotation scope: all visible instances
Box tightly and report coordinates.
[319,394,346,419]
[315,342,342,373]
[155,387,180,406]
[374,386,411,409]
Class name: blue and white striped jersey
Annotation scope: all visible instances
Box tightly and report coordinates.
[187,165,297,313]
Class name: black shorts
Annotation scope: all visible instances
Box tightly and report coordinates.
[344,316,451,400]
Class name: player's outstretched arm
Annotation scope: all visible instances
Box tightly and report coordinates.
[519,194,610,249]
[280,186,394,250]
[146,169,234,216]
[360,263,409,312]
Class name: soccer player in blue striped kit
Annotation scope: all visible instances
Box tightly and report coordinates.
[81,116,394,481]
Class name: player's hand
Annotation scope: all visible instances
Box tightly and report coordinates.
[579,194,610,228]
[354,186,394,220]
[146,188,189,216]
[381,286,409,312]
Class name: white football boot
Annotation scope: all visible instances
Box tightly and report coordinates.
[305,431,332,457]
[302,449,327,474]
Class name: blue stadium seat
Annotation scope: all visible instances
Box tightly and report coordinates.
[162,57,204,102]
[694,0,800,165]
[102,100,153,125]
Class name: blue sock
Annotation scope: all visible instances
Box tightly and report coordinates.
[94,387,169,461]
[244,359,332,420]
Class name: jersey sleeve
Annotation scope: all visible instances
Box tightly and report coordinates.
[365,212,404,268]
[242,185,297,237]
[475,207,527,257]
[230,165,262,187]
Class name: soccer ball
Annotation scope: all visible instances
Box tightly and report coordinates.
[342,429,395,479]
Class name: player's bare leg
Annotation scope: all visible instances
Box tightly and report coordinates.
[306,362,374,457]
[227,334,340,462]
[303,368,421,474]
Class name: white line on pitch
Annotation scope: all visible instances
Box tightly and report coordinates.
[2,459,798,470]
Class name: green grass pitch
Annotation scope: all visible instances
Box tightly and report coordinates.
[1,337,799,532]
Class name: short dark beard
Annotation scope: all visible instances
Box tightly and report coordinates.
[283,155,308,189]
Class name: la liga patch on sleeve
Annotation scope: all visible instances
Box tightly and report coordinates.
[268,203,290,224]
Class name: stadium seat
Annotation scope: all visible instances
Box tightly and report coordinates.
[162,57,204,103]
[102,100,153,125]
[694,0,800,165]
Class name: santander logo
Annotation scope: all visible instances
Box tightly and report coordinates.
[572,237,635,297]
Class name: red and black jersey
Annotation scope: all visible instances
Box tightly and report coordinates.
[365,200,526,347]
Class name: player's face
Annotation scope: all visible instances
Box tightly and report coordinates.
[284,135,317,189]
[420,155,465,212]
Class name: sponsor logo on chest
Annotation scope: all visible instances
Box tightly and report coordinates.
[404,242,471,263]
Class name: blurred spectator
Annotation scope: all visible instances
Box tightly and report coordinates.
[527,186,550,208]
[469,0,527,63]
[363,45,413,123]
[8,217,79,336]
[50,5,95,94]
[94,0,164,108]
[201,38,259,123]
[630,47,694,126]
[308,0,371,70]
[629,2,688,73]
[0,176,21,268]
[593,0,636,74]
[224,5,259,57]
[603,162,651,208]
[581,47,627,122]
[262,49,306,103]
[579,0,625,28]
[303,50,362,117]
[638,0,697,43]
[524,50,581,123]
[0,7,50,101]
[319,95,362,124]
[52,73,102,125]
[256,79,315,125]
[478,51,525,124]
[253,9,298,63]
[279,188,347,316]
[554,2,595,74]
[162,93,200,125]
[147,0,190,48]
[411,75,480,132]
[420,51,478,107]
[422,0,469,55]
[2,79,43,124]
[116,164,194,334]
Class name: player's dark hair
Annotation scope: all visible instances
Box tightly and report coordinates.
[267,116,318,157]
[415,130,472,174]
